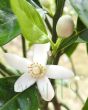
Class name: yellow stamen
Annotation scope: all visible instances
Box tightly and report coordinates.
[28,63,46,78]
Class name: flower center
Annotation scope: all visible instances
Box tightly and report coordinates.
[28,63,46,78]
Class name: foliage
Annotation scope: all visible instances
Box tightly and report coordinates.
[0,0,88,110]
[82,98,88,110]
[0,0,20,46]
[10,0,49,44]
[0,77,39,110]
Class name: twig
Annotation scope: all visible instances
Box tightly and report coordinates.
[52,97,70,110]
[21,35,27,58]
[52,0,66,43]
[69,57,76,75]
[59,103,70,110]
[69,57,84,104]
[1,47,7,53]
[45,17,52,34]
[52,97,61,110]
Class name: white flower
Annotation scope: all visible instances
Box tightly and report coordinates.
[4,43,74,101]
[56,15,74,38]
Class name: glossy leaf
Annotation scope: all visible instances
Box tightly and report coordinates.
[0,76,39,110]
[77,18,88,54]
[58,29,88,53]
[76,17,88,43]
[65,43,78,57]
[10,0,49,44]
[82,98,88,110]
[70,0,88,28]
[77,18,86,32]
[76,29,88,43]
[0,0,20,46]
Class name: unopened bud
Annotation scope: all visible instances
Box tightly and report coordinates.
[56,15,74,38]
[39,0,56,16]
[39,0,50,8]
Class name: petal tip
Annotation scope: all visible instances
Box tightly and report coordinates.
[14,82,23,93]
[42,90,55,101]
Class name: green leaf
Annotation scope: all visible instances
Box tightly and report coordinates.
[76,18,88,43]
[77,18,86,32]
[0,0,20,46]
[10,0,49,44]
[0,76,39,110]
[82,98,88,110]
[59,29,88,50]
[77,18,88,54]
[86,43,88,54]
[76,29,88,43]
[65,43,78,57]
[69,0,88,28]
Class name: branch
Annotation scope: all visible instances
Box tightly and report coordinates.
[52,0,66,43]
[52,97,70,110]
[59,103,70,110]
[69,57,84,104]
[45,17,52,34]
[21,35,27,58]
[1,47,7,53]
[52,97,61,110]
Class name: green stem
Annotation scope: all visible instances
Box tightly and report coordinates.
[21,35,27,58]
[52,38,62,56]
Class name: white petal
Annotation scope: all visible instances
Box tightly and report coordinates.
[4,53,31,73]
[46,65,74,79]
[14,73,36,92]
[37,77,54,101]
[33,43,50,65]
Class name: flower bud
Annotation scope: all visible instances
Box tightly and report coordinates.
[39,0,50,8]
[56,15,74,38]
[39,0,56,16]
